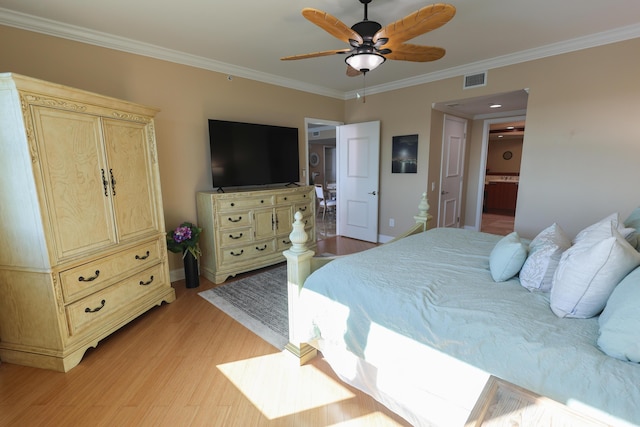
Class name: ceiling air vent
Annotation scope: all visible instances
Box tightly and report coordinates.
[463,72,487,89]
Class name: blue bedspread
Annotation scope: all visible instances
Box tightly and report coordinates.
[299,228,640,426]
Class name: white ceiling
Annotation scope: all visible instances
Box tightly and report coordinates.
[1,0,639,102]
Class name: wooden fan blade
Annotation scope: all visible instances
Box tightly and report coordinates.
[374,3,455,47]
[346,65,362,77]
[302,8,363,45]
[384,44,445,62]
[281,48,352,61]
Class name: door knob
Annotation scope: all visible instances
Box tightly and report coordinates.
[368,191,377,195]
[441,190,449,195]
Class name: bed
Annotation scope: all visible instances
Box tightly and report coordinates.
[283,194,640,427]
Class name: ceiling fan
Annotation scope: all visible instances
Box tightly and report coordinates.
[281,0,456,76]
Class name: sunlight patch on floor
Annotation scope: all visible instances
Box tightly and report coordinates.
[327,412,407,426]
[217,351,355,420]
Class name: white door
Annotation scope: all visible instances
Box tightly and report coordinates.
[438,115,467,228]
[337,121,380,242]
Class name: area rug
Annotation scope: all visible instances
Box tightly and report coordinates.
[198,264,289,350]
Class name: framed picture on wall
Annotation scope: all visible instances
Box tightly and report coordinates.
[392,134,418,173]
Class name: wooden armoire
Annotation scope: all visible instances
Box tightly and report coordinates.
[0,73,175,371]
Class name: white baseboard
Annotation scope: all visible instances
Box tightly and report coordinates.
[378,234,394,244]
[170,268,185,283]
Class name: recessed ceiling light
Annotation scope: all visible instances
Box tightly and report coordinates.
[489,103,502,108]
[498,135,504,138]
[507,126,514,129]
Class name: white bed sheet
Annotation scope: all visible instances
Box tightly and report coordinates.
[298,228,640,426]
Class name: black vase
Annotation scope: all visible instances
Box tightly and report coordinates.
[183,250,200,288]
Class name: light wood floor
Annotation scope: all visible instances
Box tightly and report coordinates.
[0,237,411,427]
[480,213,515,235]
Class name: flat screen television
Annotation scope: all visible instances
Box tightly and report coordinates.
[208,119,300,189]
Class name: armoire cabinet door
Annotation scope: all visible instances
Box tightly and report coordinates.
[102,119,160,241]
[32,106,117,261]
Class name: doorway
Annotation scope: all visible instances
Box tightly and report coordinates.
[479,117,525,235]
[305,118,381,243]
[432,89,529,233]
[305,119,340,241]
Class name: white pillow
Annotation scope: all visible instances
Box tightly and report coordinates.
[550,227,640,318]
[573,213,619,245]
[598,266,640,362]
[574,212,636,248]
[489,232,527,282]
[520,223,571,292]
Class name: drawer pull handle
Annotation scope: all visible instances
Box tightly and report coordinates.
[228,216,242,223]
[299,206,307,212]
[255,245,268,251]
[135,251,150,260]
[229,233,243,240]
[101,169,109,196]
[85,299,106,313]
[282,239,291,245]
[139,275,154,286]
[109,169,116,196]
[78,270,100,282]
[230,250,244,257]
[230,202,235,207]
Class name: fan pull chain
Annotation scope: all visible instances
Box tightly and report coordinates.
[362,72,367,103]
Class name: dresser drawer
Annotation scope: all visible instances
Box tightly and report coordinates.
[217,196,274,211]
[294,202,313,217]
[65,264,164,336]
[218,226,253,246]
[277,235,293,251]
[277,192,311,204]
[216,212,251,229]
[60,240,163,303]
[220,240,276,265]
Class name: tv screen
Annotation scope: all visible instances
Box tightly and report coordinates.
[208,119,300,189]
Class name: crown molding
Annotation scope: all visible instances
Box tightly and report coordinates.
[1,7,639,101]
[345,23,640,99]
[0,7,345,100]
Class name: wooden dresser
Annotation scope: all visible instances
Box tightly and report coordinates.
[196,186,316,284]
[0,73,175,371]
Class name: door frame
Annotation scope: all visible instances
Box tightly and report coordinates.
[304,118,342,186]
[474,114,527,230]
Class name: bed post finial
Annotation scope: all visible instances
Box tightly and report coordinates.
[289,211,309,253]
[414,192,432,231]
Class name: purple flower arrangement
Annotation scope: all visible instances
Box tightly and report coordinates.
[167,221,202,258]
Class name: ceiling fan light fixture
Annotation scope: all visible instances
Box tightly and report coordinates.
[345,52,385,73]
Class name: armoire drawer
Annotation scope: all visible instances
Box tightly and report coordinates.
[60,239,162,303]
[65,264,164,336]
